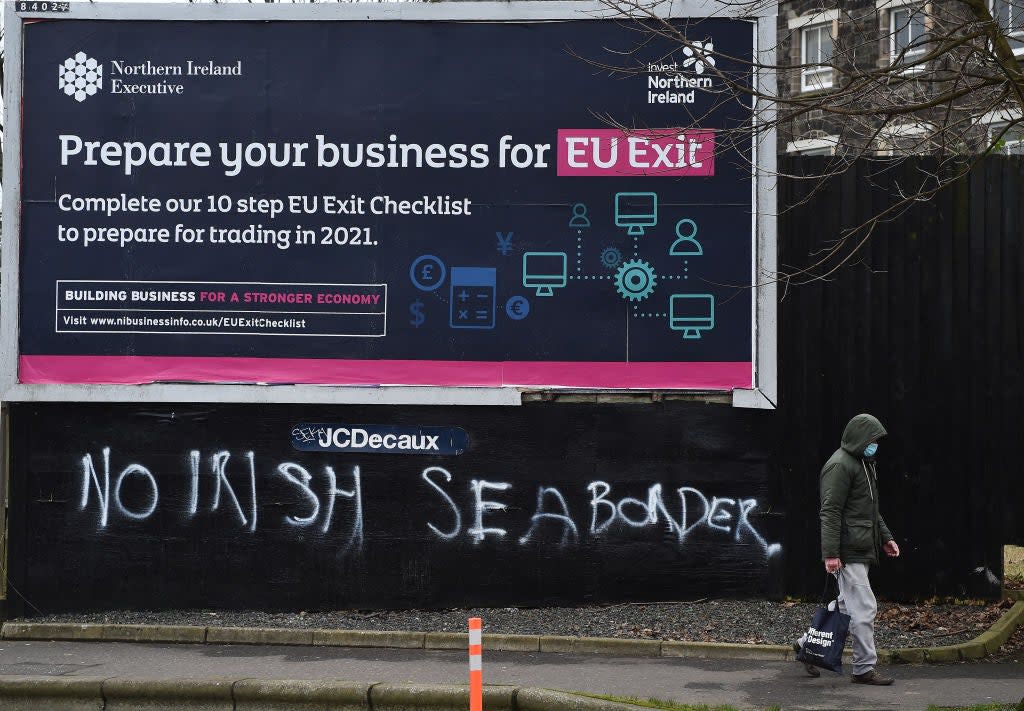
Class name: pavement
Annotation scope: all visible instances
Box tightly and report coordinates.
[0,639,1021,711]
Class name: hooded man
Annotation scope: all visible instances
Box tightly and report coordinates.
[797,413,901,685]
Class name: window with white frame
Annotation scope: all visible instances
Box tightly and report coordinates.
[877,122,934,155]
[890,5,928,65]
[993,0,1024,55]
[801,22,835,91]
[786,136,839,155]
[991,122,1024,154]
[980,109,1023,154]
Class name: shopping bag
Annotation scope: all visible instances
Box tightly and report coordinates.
[796,573,850,674]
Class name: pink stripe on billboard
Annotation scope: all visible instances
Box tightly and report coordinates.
[556,129,715,177]
[19,356,752,390]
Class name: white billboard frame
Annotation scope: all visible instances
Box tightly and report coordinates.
[1,0,777,408]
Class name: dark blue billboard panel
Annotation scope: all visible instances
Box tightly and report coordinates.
[19,18,755,389]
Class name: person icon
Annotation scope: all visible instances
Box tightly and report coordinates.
[569,203,591,229]
[670,218,703,256]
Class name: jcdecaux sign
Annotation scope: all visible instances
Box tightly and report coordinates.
[2,2,775,400]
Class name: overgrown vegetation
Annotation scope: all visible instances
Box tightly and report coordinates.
[1005,545,1024,588]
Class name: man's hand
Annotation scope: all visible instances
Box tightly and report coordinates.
[825,557,842,573]
[883,540,900,558]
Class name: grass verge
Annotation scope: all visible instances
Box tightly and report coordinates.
[927,704,1023,711]
[567,691,780,711]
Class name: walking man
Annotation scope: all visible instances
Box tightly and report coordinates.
[799,413,901,685]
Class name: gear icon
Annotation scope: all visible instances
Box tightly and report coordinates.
[599,246,623,269]
[614,259,657,302]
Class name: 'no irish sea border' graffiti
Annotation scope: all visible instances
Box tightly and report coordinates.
[77,447,782,558]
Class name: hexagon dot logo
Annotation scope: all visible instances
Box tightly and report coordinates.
[58,52,102,103]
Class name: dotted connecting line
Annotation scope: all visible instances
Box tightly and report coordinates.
[632,304,667,318]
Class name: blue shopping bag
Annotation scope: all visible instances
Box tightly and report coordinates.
[797,573,851,674]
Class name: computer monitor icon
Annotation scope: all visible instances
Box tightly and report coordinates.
[615,192,658,235]
[670,294,715,339]
[522,252,567,297]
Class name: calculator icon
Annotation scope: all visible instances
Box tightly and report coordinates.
[449,267,496,330]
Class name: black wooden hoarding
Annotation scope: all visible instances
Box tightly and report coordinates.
[776,156,1024,599]
[6,157,1024,613]
[8,401,780,612]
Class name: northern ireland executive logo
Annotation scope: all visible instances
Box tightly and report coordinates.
[58,52,102,102]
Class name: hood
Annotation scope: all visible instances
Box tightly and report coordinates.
[840,414,887,457]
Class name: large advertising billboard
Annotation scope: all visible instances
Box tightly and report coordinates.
[2,2,777,403]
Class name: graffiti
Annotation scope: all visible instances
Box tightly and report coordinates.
[77,449,779,558]
[518,486,579,546]
[427,477,781,558]
[468,479,511,544]
[79,448,364,550]
[277,463,321,527]
[209,450,255,532]
[421,467,461,540]
[79,448,158,527]
[290,424,329,445]
[582,481,779,555]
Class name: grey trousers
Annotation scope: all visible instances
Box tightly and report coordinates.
[837,563,878,676]
[800,563,878,675]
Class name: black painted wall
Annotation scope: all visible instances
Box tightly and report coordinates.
[7,401,782,614]
[776,156,1024,599]
[7,157,1024,613]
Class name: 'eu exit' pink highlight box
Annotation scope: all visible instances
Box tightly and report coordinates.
[556,129,715,176]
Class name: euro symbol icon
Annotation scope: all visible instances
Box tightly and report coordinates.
[421,264,434,281]
[505,295,530,320]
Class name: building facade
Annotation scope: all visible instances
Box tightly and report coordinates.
[777,0,1024,155]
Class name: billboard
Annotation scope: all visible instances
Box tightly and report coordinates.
[2,2,777,405]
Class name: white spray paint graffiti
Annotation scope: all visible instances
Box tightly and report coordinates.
[77,451,780,558]
[209,451,254,532]
[291,425,329,445]
[79,447,158,527]
[518,487,578,546]
[80,449,361,548]
[114,464,159,521]
[323,465,363,550]
[424,475,781,557]
[468,479,511,544]
[276,463,321,526]
[583,481,780,556]
[421,467,461,540]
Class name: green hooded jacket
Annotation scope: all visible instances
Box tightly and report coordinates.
[819,414,895,565]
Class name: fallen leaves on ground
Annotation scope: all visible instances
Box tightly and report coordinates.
[875,601,1007,637]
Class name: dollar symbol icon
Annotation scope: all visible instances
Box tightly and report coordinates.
[409,299,425,328]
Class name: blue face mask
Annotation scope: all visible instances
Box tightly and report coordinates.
[864,443,878,458]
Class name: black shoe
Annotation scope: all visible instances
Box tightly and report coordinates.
[851,670,894,686]
[792,642,820,678]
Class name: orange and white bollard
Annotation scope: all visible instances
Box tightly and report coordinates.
[468,617,483,711]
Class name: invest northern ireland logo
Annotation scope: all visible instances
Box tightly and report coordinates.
[58,52,103,102]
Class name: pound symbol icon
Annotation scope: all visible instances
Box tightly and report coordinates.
[410,254,446,292]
